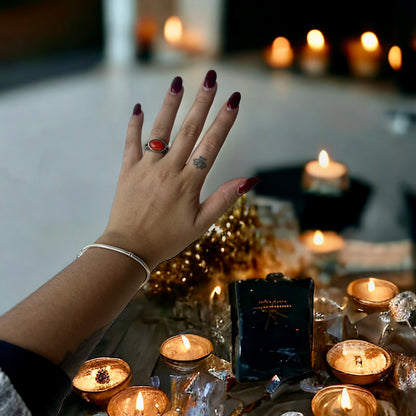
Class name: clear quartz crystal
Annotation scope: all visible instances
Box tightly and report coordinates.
[390,291,416,327]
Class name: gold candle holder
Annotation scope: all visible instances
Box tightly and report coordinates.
[327,339,392,385]
[312,384,377,416]
[160,334,213,372]
[107,386,169,416]
[72,357,131,407]
[347,277,399,313]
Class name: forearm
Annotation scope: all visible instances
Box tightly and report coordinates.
[0,242,148,377]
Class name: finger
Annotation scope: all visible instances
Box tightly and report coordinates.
[123,103,144,167]
[169,70,218,166]
[144,76,183,159]
[195,177,259,231]
[183,92,241,183]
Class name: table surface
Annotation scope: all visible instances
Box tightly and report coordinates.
[60,270,416,416]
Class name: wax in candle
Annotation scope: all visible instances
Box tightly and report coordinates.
[347,278,399,312]
[327,339,392,385]
[305,150,347,179]
[160,334,213,362]
[312,384,377,416]
[300,230,345,254]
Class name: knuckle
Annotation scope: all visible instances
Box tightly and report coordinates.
[181,122,200,138]
[195,93,211,106]
[150,126,167,138]
[203,136,221,155]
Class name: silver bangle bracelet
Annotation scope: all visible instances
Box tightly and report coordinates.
[77,243,151,287]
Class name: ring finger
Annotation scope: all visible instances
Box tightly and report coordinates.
[144,76,183,159]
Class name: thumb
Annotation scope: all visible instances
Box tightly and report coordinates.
[196,177,259,231]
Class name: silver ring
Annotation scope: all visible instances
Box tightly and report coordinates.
[144,138,169,155]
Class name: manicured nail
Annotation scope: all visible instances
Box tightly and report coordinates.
[132,103,142,115]
[227,92,241,110]
[170,76,183,95]
[203,69,217,90]
[238,177,259,195]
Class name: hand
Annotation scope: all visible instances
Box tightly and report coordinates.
[99,70,258,269]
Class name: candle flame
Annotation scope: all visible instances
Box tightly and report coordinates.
[318,150,329,168]
[181,335,191,350]
[313,230,324,246]
[341,388,353,411]
[361,31,379,52]
[307,29,325,51]
[368,278,375,292]
[164,16,183,44]
[388,45,402,71]
[136,392,144,411]
[210,285,221,299]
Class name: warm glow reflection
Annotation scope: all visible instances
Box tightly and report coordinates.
[313,230,324,246]
[341,388,353,411]
[181,335,191,350]
[388,46,402,71]
[307,29,325,50]
[164,16,183,44]
[368,278,375,293]
[318,150,330,168]
[136,392,144,411]
[210,285,222,299]
[361,32,379,52]
[268,36,294,68]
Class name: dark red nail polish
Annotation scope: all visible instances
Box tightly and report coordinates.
[238,177,259,195]
[227,92,241,110]
[133,103,142,115]
[170,76,183,94]
[204,69,217,89]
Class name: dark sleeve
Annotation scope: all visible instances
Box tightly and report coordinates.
[0,341,72,416]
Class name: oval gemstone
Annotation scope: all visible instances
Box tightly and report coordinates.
[149,139,165,151]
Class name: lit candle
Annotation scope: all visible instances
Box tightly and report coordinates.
[107,386,169,416]
[311,384,377,416]
[327,339,392,385]
[265,36,294,68]
[347,277,399,312]
[155,16,186,65]
[160,334,213,371]
[345,31,382,78]
[72,357,132,407]
[302,150,349,194]
[300,230,345,255]
[388,45,402,71]
[300,29,330,76]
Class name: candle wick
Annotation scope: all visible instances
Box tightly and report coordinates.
[354,355,363,367]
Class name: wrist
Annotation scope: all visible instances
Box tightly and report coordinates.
[95,231,160,271]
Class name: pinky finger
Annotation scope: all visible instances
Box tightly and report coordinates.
[123,103,144,168]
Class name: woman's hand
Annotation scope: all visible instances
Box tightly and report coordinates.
[99,70,258,269]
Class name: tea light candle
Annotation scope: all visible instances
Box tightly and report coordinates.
[302,150,349,195]
[346,31,382,78]
[311,384,377,416]
[107,386,169,416]
[72,357,132,407]
[160,334,213,371]
[347,277,399,312]
[300,29,330,76]
[327,339,392,385]
[265,36,294,68]
[300,230,345,255]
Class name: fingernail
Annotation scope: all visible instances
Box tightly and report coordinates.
[132,103,142,115]
[203,69,217,90]
[170,76,183,95]
[227,92,241,110]
[238,177,259,195]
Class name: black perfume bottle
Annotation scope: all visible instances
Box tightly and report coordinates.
[229,273,314,382]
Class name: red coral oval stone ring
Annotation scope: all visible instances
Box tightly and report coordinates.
[144,138,169,155]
